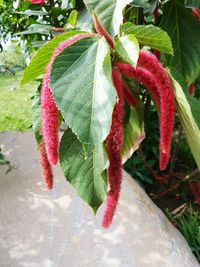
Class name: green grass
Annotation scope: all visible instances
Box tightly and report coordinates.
[175,207,200,262]
[166,206,200,263]
[0,71,38,131]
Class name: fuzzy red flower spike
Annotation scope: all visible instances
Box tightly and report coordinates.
[92,12,114,49]
[102,68,124,228]
[39,142,53,190]
[137,50,175,170]
[121,80,138,107]
[117,51,175,171]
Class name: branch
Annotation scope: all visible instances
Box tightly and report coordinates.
[49,0,60,28]
[50,27,65,33]
[155,169,200,199]
[138,146,157,180]
[137,7,144,25]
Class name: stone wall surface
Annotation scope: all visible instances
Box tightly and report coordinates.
[0,132,199,267]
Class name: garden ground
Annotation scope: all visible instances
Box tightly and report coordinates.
[0,72,37,132]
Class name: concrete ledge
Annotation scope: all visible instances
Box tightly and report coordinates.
[0,132,199,267]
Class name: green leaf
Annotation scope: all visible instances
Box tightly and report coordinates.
[16,10,48,16]
[131,0,158,14]
[122,106,145,162]
[160,0,200,83]
[131,0,150,8]
[115,34,140,68]
[59,128,107,211]
[68,10,77,26]
[122,23,173,55]
[170,69,200,129]
[61,0,69,9]
[169,71,200,170]
[76,9,93,32]
[83,0,132,36]
[14,24,52,36]
[185,0,200,9]
[21,30,85,85]
[50,37,117,152]
[32,86,42,144]
[186,95,200,130]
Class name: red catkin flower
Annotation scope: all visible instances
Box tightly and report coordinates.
[92,12,114,49]
[117,59,175,171]
[102,68,124,228]
[188,82,195,94]
[121,80,138,107]
[137,50,175,170]
[41,78,58,165]
[192,7,200,20]
[29,0,45,4]
[153,7,159,19]
[41,33,92,165]
[39,142,53,190]
[116,63,161,110]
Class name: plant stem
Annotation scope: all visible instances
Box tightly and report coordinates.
[50,27,65,33]
[169,125,183,172]
[144,94,151,121]
[137,7,144,25]
[155,169,200,199]
[49,0,59,28]
[138,146,157,180]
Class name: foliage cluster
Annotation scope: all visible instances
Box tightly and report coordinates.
[1,0,200,232]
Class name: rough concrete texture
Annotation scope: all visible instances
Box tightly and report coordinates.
[0,132,199,267]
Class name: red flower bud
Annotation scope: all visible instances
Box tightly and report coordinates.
[188,82,195,95]
[192,7,200,20]
[153,8,159,19]
[29,0,45,4]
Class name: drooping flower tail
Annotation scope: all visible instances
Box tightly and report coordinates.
[117,61,174,170]
[39,142,53,190]
[138,50,175,170]
[122,80,138,107]
[92,12,114,49]
[41,77,59,165]
[102,68,124,228]
[116,63,161,109]
[41,33,93,165]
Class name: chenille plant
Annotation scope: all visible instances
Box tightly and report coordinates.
[21,0,200,228]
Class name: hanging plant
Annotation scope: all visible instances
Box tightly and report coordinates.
[21,0,200,228]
